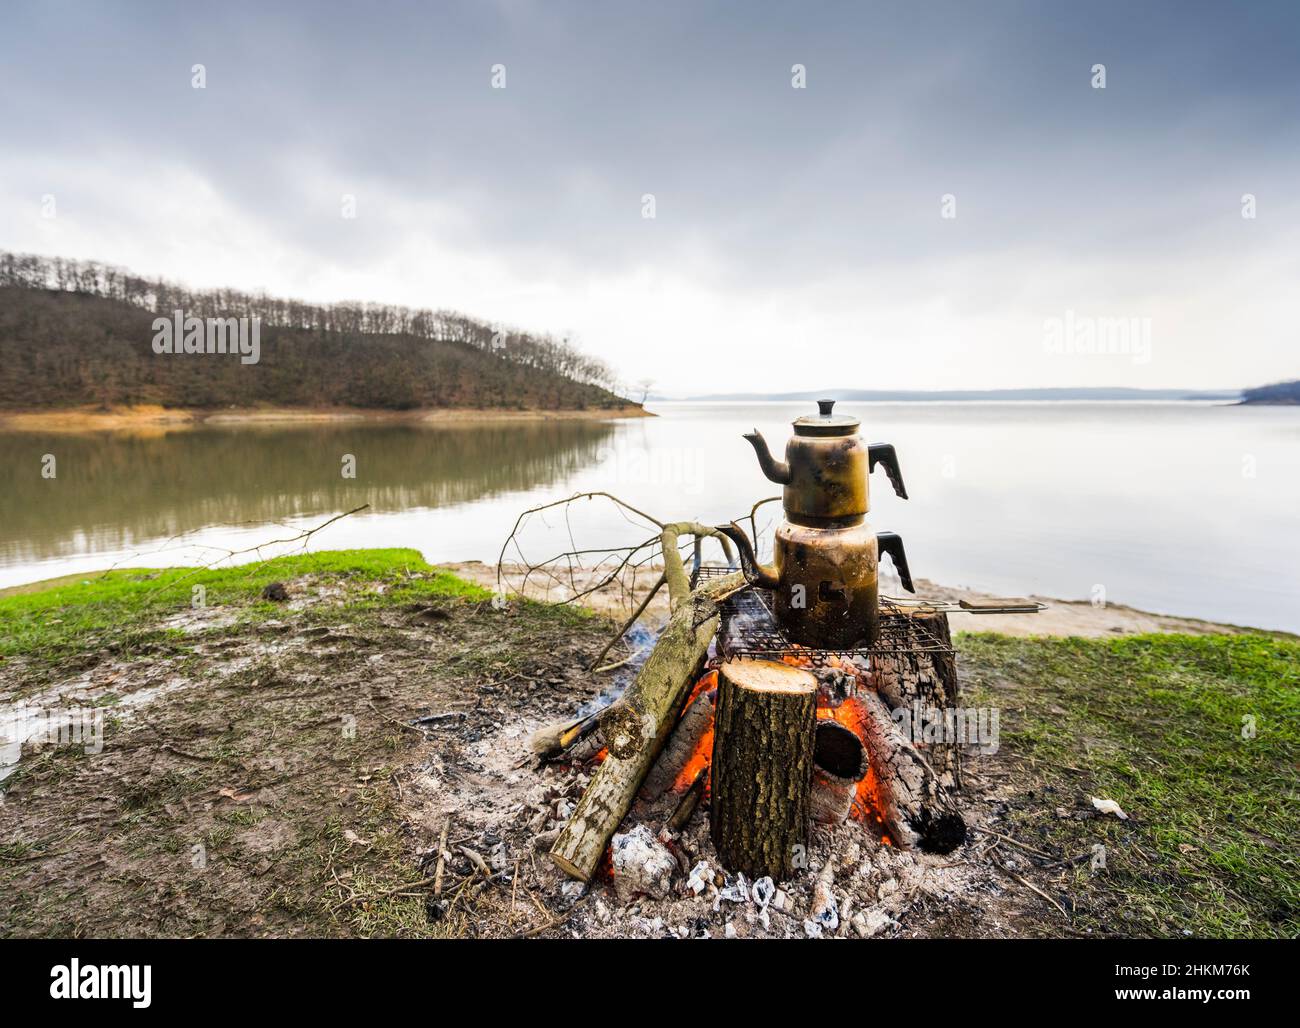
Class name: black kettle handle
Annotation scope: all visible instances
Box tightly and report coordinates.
[876,532,915,593]
[868,443,909,500]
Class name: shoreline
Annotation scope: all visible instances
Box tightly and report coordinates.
[445,561,1288,640]
[1,556,1287,639]
[0,403,653,432]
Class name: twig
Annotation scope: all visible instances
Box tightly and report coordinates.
[433,819,450,899]
[460,846,491,876]
[331,873,441,912]
[1038,851,1095,872]
[495,492,742,620]
[508,857,520,930]
[748,495,781,548]
[0,849,71,864]
[444,868,480,918]
[529,699,623,762]
[366,702,427,737]
[994,857,1070,918]
[514,895,588,939]
[142,504,371,602]
[160,743,220,762]
[593,649,646,674]
[969,826,1055,860]
[586,571,665,670]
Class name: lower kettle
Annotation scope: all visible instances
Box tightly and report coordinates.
[717,520,914,649]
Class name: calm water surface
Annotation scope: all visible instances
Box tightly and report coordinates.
[2,402,1297,631]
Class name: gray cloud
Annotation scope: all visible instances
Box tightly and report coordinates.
[2,0,1297,392]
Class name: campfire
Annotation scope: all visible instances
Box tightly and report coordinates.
[537,573,970,899]
[512,401,1038,916]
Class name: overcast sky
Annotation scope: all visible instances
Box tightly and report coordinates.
[2,0,1297,394]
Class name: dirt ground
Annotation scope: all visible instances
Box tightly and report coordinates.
[0,565,1273,939]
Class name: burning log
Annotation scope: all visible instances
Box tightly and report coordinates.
[640,686,714,801]
[856,688,966,853]
[528,700,623,763]
[548,524,743,883]
[664,765,707,832]
[710,659,818,880]
[809,718,868,825]
[870,610,963,789]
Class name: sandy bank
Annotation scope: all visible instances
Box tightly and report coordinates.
[448,561,1276,640]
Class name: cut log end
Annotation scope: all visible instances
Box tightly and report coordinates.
[813,718,868,780]
[548,850,589,883]
[810,718,868,826]
[724,658,820,694]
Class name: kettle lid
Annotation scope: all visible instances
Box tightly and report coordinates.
[793,399,859,436]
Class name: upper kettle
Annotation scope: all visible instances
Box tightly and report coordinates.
[745,399,908,519]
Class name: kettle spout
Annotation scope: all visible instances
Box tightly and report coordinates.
[743,430,791,485]
[715,523,781,590]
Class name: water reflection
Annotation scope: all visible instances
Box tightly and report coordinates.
[1,403,1297,632]
[0,420,616,564]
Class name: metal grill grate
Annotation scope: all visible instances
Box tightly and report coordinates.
[695,566,955,666]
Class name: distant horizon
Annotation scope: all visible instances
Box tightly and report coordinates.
[654,385,1248,403]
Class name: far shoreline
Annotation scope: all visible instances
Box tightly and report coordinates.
[0,403,654,432]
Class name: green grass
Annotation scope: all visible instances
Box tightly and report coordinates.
[959,631,1300,938]
[0,548,488,664]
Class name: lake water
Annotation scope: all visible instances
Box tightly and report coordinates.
[2,401,1297,632]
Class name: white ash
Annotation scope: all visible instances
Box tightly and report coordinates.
[752,876,776,928]
[715,872,750,908]
[399,715,1005,939]
[686,861,713,896]
[811,884,839,933]
[853,908,896,938]
[609,825,676,901]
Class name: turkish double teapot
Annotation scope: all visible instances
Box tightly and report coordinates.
[717,399,914,649]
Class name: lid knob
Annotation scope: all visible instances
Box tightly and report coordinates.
[817,399,836,417]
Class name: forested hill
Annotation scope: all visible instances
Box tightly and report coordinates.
[1240,380,1300,405]
[0,252,631,412]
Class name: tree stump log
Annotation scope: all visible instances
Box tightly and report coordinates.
[710,659,818,879]
[869,610,962,790]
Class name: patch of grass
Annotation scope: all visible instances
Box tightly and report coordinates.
[959,631,1300,938]
[0,840,34,862]
[120,769,202,812]
[0,548,487,664]
[218,807,264,828]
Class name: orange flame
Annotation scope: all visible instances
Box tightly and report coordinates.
[663,658,892,839]
[670,670,716,797]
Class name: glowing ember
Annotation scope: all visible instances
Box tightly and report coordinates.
[818,695,888,838]
[671,670,716,797]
